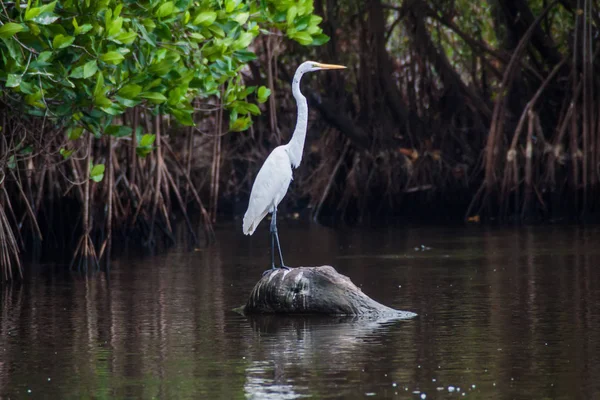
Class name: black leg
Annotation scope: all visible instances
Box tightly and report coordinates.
[262,212,278,276]
[270,216,276,269]
[271,208,289,270]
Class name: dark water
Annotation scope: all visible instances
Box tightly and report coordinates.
[1,224,600,399]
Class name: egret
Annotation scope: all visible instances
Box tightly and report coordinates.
[243,61,346,271]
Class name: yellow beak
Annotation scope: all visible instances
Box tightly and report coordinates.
[314,62,346,70]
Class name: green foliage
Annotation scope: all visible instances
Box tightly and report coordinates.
[0,23,25,38]
[136,133,156,157]
[90,163,106,182]
[59,148,74,159]
[257,86,271,103]
[0,0,328,147]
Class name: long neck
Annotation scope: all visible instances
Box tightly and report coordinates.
[285,70,308,169]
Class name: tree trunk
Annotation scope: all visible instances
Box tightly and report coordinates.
[242,265,417,318]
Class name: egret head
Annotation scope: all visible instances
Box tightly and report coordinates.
[298,61,346,74]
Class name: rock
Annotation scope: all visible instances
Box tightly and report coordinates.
[242,265,416,318]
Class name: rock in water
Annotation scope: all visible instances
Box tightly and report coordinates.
[243,265,416,318]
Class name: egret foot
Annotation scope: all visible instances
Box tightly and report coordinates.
[262,265,290,276]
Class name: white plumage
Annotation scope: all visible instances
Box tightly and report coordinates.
[243,146,292,235]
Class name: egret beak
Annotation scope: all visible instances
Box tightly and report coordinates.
[314,63,346,70]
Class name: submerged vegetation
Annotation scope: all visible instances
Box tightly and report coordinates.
[1,0,599,279]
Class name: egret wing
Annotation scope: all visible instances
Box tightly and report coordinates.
[243,147,292,235]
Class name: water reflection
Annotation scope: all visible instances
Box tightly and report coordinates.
[0,225,599,399]
[242,315,416,399]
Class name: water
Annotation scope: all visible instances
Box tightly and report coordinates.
[1,224,600,399]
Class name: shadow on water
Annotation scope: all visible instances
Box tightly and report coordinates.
[1,223,600,399]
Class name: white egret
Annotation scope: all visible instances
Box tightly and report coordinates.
[243,61,346,271]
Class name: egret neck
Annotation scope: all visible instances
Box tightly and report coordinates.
[285,68,308,169]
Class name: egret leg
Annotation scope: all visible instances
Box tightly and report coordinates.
[270,218,276,270]
[271,208,289,270]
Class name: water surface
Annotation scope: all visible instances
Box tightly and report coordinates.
[1,224,599,399]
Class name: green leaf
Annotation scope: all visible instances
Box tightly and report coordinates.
[245,103,260,115]
[240,85,257,98]
[286,6,297,26]
[137,133,157,156]
[143,78,162,91]
[140,133,156,147]
[37,51,53,63]
[93,72,104,97]
[60,148,74,159]
[295,15,311,31]
[114,30,137,44]
[26,1,57,23]
[148,60,172,76]
[90,164,105,182]
[53,34,75,49]
[117,84,142,99]
[107,17,123,37]
[142,18,156,30]
[84,60,99,78]
[100,104,125,115]
[6,74,22,88]
[68,126,84,140]
[306,25,320,35]
[310,33,330,46]
[114,96,141,108]
[70,60,98,79]
[0,23,25,39]
[257,86,271,103]
[170,109,194,126]
[39,1,57,14]
[207,25,225,38]
[136,21,155,47]
[94,95,112,108]
[25,7,43,21]
[233,50,256,62]
[234,12,249,25]
[290,31,313,45]
[100,51,125,65]
[140,92,167,104]
[136,148,152,157]
[105,125,132,138]
[233,32,254,50]
[156,1,175,18]
[108,17,123,37]
[75,24,93,35]
[187,32,204,42]
[225,0,239,13]
[18,80,35,94]
[25,90,45,108]
[32,13,59,25]
[194,11,217,26]
[230,116,251,132]
[0,36,19,59]
[309,15,323,26]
